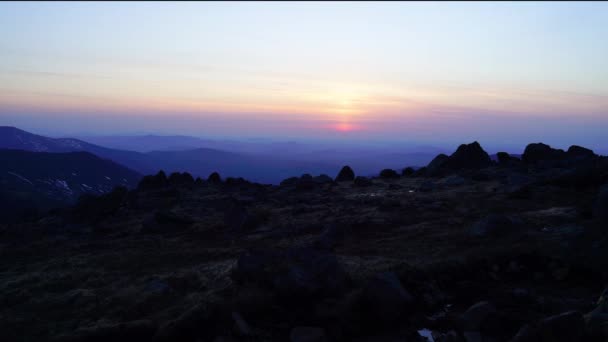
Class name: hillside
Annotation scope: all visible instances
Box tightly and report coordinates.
[1,141,608,341]
[0,149,142,222]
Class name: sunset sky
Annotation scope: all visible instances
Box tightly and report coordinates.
[1,2,607,149]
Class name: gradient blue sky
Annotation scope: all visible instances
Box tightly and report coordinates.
[1,1,607,151]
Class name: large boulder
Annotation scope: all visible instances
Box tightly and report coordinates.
[426,154,449,176]
[522,143,566,164]
[361,272,414,327]
[137,170,169,191]
[567,145,595,159]
[379,169,399,179]
[445,141,492,170]
[313,174,334,185]
[402,167,415,176]
[296,174,316,191]
[460,301,497,331]
[335,166,355,182]
[207,172,222,184]
[593,184,608,222]
[168,172,194,186]
[426,142,492,175]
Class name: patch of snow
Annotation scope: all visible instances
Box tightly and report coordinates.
[72,172,78,176]
[54,179,73,195]
[7,171,33,185]
[81,183,92,190]
[418,329,434,342]
[105,176,111,181]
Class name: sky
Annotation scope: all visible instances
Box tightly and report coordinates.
[1,1,607,151]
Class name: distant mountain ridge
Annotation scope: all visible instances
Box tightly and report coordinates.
[0,149,142,222]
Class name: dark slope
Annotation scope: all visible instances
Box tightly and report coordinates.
[0,149,142,222]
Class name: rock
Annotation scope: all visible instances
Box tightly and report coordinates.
[53,320,156,342]
[313,174,334,185]
[232,247,350,300]
[510,324,539,342]
[296,174,316,191]
[354,176,373,187]
[361,272,414,326]
[194,177,205,185]
[153,302,223,342]
[443,175,466,187]
[445,142,492,170]
[414,167,428,177]
[538,311,584,342]
[154,210,195,225]
[335,166,355,182]
[290,326,328,342]
[468,214,523,237]
[137,170,169,190]
[522,143,566,164]
[567,145,595,159]
[225,177,250,187]
[460,301,497,331]
[426,154,450,176]
[379,169,399,179]
[168,172,194,186]
[281,177,300,186]
[419,180,435,192]
[584,288,608,340]
[593,184,608,222]
[207,172,222,184]
[140,210,194,233]
[231,311,253,337]
[313,225,344,251]
[402,167,415,176]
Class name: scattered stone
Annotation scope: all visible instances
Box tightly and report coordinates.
[468,214,523,237]
[153,302,222,342]
[354,176,373,187]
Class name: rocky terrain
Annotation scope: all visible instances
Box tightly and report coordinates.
[1,141,608,342]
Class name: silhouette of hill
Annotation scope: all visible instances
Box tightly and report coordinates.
[0,149,141,222]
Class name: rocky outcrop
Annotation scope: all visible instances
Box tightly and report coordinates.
[335,166,355,182]
[168,172,194,186]
[522,143,566,164]
[402,167,415,176]
[207,172,222,184]
[137,170,169,190]
[379,169,399,179]
[426,142,492,176]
